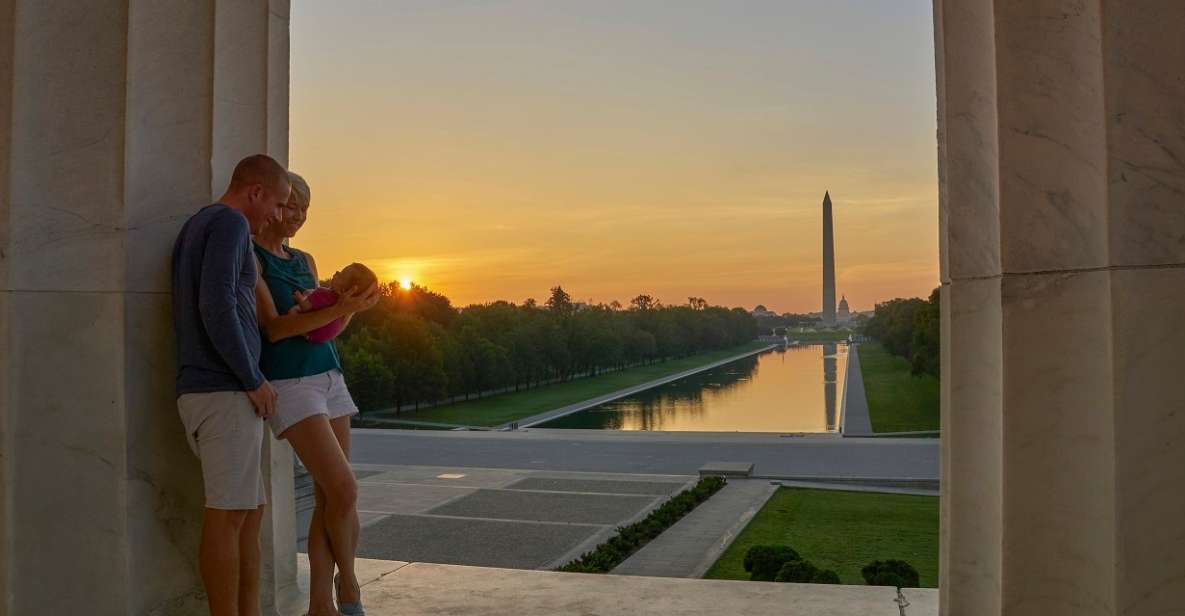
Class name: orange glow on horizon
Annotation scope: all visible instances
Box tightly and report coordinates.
[289,2,940,314]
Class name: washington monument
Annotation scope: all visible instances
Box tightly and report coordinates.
[821,191,836,327]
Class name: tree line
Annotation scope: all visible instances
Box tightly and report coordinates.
[861,287,939,377]
[337,285,761,413]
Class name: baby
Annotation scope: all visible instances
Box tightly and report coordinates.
[296,262,379,343]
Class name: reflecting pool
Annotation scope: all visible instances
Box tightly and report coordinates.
[538,343,848,432]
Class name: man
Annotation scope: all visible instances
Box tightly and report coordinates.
[172,154,289,616]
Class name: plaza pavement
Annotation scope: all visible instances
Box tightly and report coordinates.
[350,428,940,480]
[335,428,938,574]
[340,463,699,569]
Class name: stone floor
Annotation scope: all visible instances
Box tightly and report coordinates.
[337,464,696,569]
[299,555,940,615]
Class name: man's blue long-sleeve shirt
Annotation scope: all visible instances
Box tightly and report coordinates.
[172,204,265,396]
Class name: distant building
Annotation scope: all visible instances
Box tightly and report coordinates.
[751,304,779,319]
[837,295,851,323]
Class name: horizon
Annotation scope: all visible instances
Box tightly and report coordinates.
[290,1,940,313]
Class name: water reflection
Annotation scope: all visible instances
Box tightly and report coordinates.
[539,344,848,432]
[823,342,838,431]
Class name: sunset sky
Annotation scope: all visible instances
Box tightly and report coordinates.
[290,1,938,313]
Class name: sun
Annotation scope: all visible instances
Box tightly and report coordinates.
[399,277,413,290]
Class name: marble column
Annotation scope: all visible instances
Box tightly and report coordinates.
[0,1,298,614]
[935,1,1185,614]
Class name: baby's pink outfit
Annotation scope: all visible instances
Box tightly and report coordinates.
[304,288,345,343]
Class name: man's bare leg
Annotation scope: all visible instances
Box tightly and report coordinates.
[238,505,265,616]
[201,508,249,616]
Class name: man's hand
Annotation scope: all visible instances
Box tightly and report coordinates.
[338,282,380,314]
[246,381,278,419]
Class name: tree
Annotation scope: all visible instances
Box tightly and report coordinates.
[910,288,940,377]
[861,560,920,588]
[546,285,574,318]
[630,294,658,311]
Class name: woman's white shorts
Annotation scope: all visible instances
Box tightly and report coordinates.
[268,369,359,439]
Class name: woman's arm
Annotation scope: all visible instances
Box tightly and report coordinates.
[253,254,364,343]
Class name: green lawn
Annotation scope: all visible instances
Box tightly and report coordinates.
[372,341,772,427]
[705,488,939,587]
[858,343,940,433]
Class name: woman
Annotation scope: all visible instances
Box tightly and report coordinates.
[253,171,378,616]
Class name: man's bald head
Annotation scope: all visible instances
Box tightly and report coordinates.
[229,154,289,193]
[221,154,289,234]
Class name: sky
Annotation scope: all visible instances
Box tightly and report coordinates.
[290,1,939,313]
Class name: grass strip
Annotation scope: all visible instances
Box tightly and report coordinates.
[858,343,940,433]
[704,487,938,587]
[557,476,728,573]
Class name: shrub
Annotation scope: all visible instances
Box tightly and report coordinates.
[744,545,801,582]
[861,560,920,588]
[811,569,841,584]
[774,559,818,583]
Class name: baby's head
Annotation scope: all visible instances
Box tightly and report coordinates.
[330,262,378,294]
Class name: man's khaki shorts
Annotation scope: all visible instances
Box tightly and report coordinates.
[178,391,267,510]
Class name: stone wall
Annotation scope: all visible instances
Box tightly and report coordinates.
[0,1,298,613]
[935,1,1185,615]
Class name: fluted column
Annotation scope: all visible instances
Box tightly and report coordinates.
[934,0,1003,613]
[936,1,1185,614]
[0,1,296,613]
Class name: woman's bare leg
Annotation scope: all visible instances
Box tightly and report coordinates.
[305,483,337,615]
[328,416,361,602]
[286,415,358,615]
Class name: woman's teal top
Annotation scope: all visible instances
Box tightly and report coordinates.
[253,243,342,380]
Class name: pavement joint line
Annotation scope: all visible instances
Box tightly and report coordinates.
[387,512,610,529]
[368,561,414,586]
[352,462,698,481]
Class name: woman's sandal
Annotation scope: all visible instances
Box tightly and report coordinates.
[335,572,366,616]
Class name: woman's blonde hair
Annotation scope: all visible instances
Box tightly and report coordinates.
[287,171,311,207]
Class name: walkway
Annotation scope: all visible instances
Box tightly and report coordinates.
[351,428,939,480]
[508,344,778,428]
[322,556,939,615]
[840,345,874,436]
[612,478,778,578]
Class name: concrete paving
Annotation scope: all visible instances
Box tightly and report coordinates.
[613,479,778,578]
[357,513,602,569]
[839,345,874,436]
[428,488,658,525]
[299,555,940,615]
[354,560,939,615]
[346,464,697,569]
[351,428,939,480]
